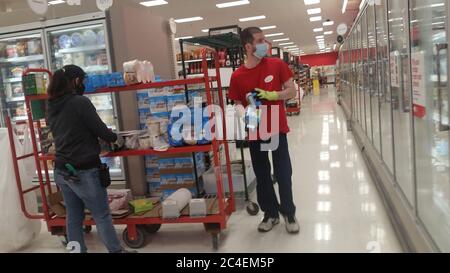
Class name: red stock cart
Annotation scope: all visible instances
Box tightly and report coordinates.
[5,49,235,250]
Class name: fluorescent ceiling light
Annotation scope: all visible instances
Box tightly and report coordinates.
[304,0,320,5]
[272,38,290,42]
[48,0,65,4]
[313,28,324,32]
[323,21,334,26]
[279,42,294,45]
[202,29,209,33]
[175,36,193,40]
[140,0,168,7]
[307,8,321,15]
[265,33,284,37]
[239,15,266,22]
[342,0,348,14]
[260,25,277,30]
[174,17,203,23]
[284,45,298,49]
[324,31,333,35]
[216,0,250,8]
[310,16,322,22]
[316,35,324,39]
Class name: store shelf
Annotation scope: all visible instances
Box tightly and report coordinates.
[40,144,214,161]
[0,54,44,63]
[3,77,22,83]
[26,77,212,102]
[83,65,109,73]
[177,58,212,64]
[6,96,25,102]
[55,44,106,56]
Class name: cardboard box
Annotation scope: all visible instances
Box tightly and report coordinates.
[202,161,256,194]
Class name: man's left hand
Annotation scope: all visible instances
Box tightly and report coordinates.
[255,88,279,101]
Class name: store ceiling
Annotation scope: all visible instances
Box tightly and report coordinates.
[130,0,362,55]
[0,0,361,55]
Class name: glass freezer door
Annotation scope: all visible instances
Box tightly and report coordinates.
[410,0,450,252]
[45,22,124,180]
[0,31,46,126]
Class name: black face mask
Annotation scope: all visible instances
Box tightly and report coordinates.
[74,82,85,96]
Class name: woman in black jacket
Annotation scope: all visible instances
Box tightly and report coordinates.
[47,65,124,253]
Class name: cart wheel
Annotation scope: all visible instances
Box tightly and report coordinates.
[246,202,260,216]
[84,226,92,234]
[211,233,219,251]
[122,227,146,249]
[143,224,162,234]
[60,235,68,247]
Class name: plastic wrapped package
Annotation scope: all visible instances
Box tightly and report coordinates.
[0,127,41,252]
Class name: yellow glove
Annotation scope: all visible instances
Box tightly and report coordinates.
[255,88,279,101]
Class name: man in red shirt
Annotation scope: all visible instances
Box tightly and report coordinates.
[229,27,299,234]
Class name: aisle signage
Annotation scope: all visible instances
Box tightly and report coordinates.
[97,0,113,11]
[27,0,48,15]
[411,51,426,118]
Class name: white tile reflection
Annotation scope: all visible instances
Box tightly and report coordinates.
[320,152,330,161]
[318,170,330,181]
[361,202,377,213]
[317,201,332,212]
[314,223,332,241]
[359,184,370,195]
[330,145,339,151]
[346,162,354,168]
[318,184,331,195]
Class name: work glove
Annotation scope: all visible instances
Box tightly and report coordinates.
[255,88,279,101]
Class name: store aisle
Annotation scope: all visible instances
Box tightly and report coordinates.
[18,87,402,253]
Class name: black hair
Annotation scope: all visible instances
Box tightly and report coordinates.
[47,65,86,99]
[240,27,263,48]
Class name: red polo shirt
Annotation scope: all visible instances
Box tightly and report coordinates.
[229,57,293,138]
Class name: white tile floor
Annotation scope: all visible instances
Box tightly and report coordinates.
[17,87,403,253]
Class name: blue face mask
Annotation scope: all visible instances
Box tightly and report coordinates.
[254,43,268,59]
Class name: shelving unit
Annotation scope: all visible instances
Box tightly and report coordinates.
[0,54,44,63]
[6,50,235,250]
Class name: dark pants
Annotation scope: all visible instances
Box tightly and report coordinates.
[249,134,296,218]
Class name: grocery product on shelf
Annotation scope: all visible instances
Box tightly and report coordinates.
[123,59,155,84]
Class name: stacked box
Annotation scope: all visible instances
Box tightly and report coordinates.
[149,96,168,114]
[162,188,197,201]
[167,94,187,112]
[145,156,159,169]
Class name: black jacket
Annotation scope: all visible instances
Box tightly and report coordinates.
[47,94,117,170]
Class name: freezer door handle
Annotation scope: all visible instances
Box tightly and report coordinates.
[436,43,450,132]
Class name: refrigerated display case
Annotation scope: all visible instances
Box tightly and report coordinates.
[0,31,46,125]
[0,16,124,180]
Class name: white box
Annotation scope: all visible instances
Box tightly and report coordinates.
[202,161,256,194]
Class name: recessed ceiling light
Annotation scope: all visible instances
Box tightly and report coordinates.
[216,0,250,9]
[304,0,320,5]
[139,0,168,7]
[307,8,321,15]
[279,42,294,46]
[310,16,322,22]
[324,31,333,35]
[265,33,284,37]
[260,25,277,30]
[323,21,335,26]
[202,29,209,33]
[316,35,324,39]
[239,15,266,22]
[174,17,203,23]
[175,36,193,40]
[313,28,324,32]
[48,0,65,4]
[272,38,290,42]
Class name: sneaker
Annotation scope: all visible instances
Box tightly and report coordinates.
[258,215,280,232]
[284,215,300,234]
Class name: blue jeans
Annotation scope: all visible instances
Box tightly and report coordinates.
[249,134,296,218]
[55,168,122,253]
